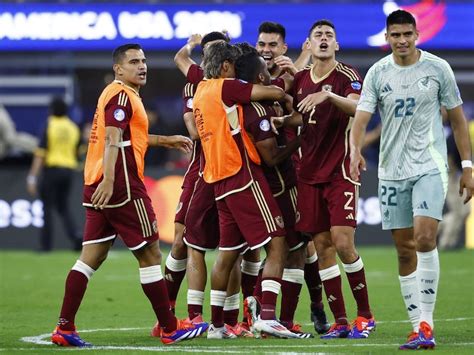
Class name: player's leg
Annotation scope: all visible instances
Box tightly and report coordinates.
[186,247,207,322]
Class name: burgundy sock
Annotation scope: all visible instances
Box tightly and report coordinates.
[253,270,263,299]
[346,267,372,319]
[279,279,302,325]
[141,279,177,333]
[211,305,224,328]
[224,309,239,327]
[305,259,323,307]
[188,304,203,320]
[164,266,186,309]
[260,277,280,320]
[241,273,257,300]
[322,275,348,324]
[58,270,89,331]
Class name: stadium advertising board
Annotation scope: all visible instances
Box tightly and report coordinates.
[1,1,473,51]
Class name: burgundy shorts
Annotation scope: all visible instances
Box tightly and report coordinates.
[275,186,305,251]
[83,196,159,250]
[217,179,286,251]
[296,178,358,235]
[183,176,220,251]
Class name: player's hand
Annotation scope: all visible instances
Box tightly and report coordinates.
[350,149,366,181]
[91,179,114,209]
[301,38,311,52]
[459,169,473,204]
[297,91,330,113]
[270,116,287,134]
[161,135,193,153]
[187,34,203,49]
[274,56,298,75]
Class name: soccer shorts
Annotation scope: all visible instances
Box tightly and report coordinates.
[83,196,159,250]
[296,178,358,235]
[275,186,305,251]
[379,168,448,230]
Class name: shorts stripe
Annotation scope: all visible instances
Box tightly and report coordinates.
[129,241,147,251]
[251,181,276,233]
[134,199,152,237]
[289,186,298,212]
[82,234,116,245]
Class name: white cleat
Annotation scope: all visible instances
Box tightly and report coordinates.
[253,317,301,339]
[206,324,237,339]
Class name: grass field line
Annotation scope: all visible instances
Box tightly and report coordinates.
[18,317,474,349]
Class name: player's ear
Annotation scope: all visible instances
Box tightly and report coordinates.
[282,42,288,55]
[113,63,122,76]
[335,41,340,52]
[258,72,265,84]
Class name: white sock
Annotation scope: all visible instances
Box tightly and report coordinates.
[399,270,420,332]
[417,248,439,329]
[165,254,187,272]
[187,289,204,306]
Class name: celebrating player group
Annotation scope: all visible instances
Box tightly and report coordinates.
[50,9,473,350]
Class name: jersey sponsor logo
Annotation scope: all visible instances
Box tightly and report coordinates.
[322,84,332,92]
[351,81,362,90]
[259,119,270,132]
[113,108,125,121]
[186,98,193,109]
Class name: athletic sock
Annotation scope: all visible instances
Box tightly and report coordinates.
[304,253,324,308]
[280,268,304,326]
[342,257,372,319]
[241,260,260,300]
[260,277,281,320]
[399,270,421,332]
[164,254,187,311]
[187,289,204,320]
[417,248,439,329]
[210,290,227,328]
[320,265,348,325]
[224,293,240,326]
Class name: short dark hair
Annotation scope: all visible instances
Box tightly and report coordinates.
[201,31,230,48]
[308,19,335,37]
[258,21,286,41]
[113,44,142,64]
[386,10,417,29]
[50,96,68,116]
[235,44,263,83]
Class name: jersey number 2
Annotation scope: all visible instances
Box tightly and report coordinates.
[394,98,415,118]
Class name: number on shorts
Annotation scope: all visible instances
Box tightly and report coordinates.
[380,185,397,206]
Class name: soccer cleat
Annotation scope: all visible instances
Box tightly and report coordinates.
[51,326,92,347]
[288,322,314,339]
[243,296,260,331]
[417,321,436,350]
[348,316,376,339]
[253,317,300,339]
[399,331,420,350]
[230,322,254,338]
[206,324,237,339]
[320,323,350,339]
[152,314,206,338]
[310,305,331,334]
[160,318,209,345]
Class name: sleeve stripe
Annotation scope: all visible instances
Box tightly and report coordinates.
[251,102,266,117]
[339,63,360,80]
[118,91,129,107]
[336,64,359,82]
[184,83,193,97]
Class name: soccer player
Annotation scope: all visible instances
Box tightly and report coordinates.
[50,44,208,347]
[350,10,473,350]
[193,41,299,339]
[274,19,375,339]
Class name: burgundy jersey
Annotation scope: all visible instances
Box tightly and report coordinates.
[291,62,362,184]
[83,90,149,205]
[186,64,204,84]
[243,101,297,195]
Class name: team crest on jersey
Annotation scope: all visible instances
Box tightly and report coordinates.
[176,202,183,214]
[322,84,332,92]
[113,108,125,121]
[275,216,284,229]
[186,98,193,109]
[259,119,270,132]
[418,77,431,91]
[152,220,158,234]
[351,81,362,90]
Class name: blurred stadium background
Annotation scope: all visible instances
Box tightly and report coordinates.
[0,0,473,250]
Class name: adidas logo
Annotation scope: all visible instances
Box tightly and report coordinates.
[416,201,429,210]
[164,273,174,282]
[407,304,418,311]
[327,295,337,303]
[421,288,435,295]
[381,83,392,93]
[346,213,354,220]
[353,283,365,291]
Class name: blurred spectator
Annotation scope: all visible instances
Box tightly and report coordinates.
[0,104,38,160]
[26,97,82,252]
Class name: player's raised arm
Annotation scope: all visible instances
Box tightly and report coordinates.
[174,34,202,76]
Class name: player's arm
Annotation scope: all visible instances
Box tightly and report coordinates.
[174,34,202,76]
[250,84,286,101]
[271,111,303,134]
[148,134,193,153]
[293,38,312,71]
[297,91,359,116]
[256,136,301,167]
[446,105,473,203]
[91,126,122,209]
[183,112,199,140]
[349,110,373,181]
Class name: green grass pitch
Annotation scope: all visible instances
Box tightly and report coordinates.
[1,247,473,354]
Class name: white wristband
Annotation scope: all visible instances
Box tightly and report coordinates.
[461,160,473,169]
[27,175,37,184]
